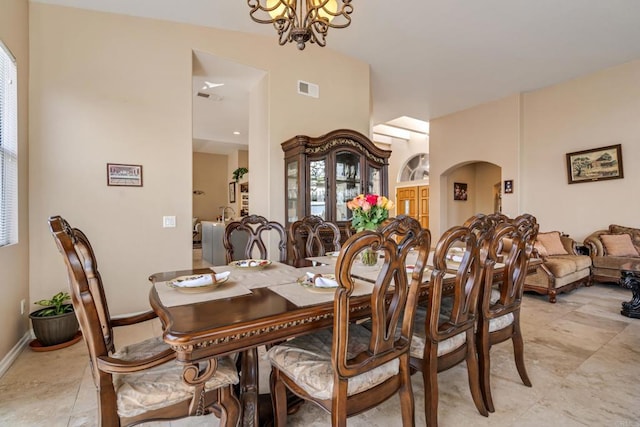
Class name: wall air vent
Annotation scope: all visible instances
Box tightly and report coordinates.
[196,92,224,101]
[297,80,319,98]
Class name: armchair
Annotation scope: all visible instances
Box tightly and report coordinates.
[584,224,640,283]
[48,216,240,427]
[524,231,591,303]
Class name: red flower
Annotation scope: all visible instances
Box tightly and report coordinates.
[364,194,378,206]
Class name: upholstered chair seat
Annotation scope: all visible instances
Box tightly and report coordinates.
[267,325,399,400]
[487,289,514,332]
[409,316,466,359]
[114,337,239,418]
[409,302,467,359]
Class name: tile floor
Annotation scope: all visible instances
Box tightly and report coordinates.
[1,257,639,426]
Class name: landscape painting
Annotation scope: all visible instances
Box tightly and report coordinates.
[566,144,623,184]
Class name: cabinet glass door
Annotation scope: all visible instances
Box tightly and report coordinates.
[335,151,361,221]
[309,159,327,219]
[286,160,299,223]
[368,166,381,195]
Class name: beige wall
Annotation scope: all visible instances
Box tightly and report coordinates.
[431,60,640,243]
[193,153,228,222]
[430,95,522,240]
[27,4,370,322]
[521,60,640,240]
[0,0,30,367]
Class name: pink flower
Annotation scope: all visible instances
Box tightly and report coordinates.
[347,193,395,233]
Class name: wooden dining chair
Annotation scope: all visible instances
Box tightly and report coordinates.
[511,213,539,257]
[223,214,287,263]
[288,215,341,267]
[267,215,431,427]
[48,216,240,427]
[409,225,489,427]
[476,219,537,412]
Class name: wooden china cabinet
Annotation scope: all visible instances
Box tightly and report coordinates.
[282,129,391,233]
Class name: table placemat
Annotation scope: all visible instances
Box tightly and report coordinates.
[210,262,301,289]
[269,279,374,307]
[154,280,252,308]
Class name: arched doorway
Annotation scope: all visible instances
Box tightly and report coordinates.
[439,161,502,230]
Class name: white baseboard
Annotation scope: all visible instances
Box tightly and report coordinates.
[0,331,33,379]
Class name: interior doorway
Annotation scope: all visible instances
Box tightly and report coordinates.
[440,161,501,230]
[396,185,429,229]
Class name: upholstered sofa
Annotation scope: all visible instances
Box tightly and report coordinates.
[583,224,640,283]
[524,231,592,303]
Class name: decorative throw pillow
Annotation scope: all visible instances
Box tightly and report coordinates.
[536,232,569,256]
[533,240,548,258]
[609,225,640,253]
[600,234,640,257]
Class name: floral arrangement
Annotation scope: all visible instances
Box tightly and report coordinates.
[347,193,395,233]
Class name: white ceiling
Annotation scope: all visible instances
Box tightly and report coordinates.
[33,0,640,152]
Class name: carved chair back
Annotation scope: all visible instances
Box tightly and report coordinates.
[223,214,287,263]
[332,215,431,419]
[288,215,341,267]
[483,222,529,315]
[410,225,488,426]
[48,216,117,382]
[336,215,431,369]
[511,213,539,258]
[427,226,483,348]
[476,219,535,412]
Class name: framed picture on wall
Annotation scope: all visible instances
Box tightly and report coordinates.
[107,163,143,187]
[453,182,468,201]
[566,144,623,184]
[229,182,236,203]
[504,180,513,194]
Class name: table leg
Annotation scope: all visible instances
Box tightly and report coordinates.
[240,348,260,427]
[620,271,640,318]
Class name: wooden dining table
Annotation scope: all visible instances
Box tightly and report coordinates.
[148,254,539,427]
[149,260,376,427]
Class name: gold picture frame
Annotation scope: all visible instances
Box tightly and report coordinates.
[566,144,623,184]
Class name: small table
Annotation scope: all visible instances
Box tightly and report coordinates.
[620,261,640,318]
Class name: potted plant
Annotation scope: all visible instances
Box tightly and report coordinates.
[232,167,248,182]
[29,291,79,348]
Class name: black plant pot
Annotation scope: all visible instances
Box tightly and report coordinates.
[29,305,79,347]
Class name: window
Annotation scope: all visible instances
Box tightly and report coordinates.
[399,153,429,182]
[0,41,18,247]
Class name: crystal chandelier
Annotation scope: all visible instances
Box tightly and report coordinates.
[247,0,353,50]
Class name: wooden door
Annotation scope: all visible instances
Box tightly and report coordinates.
[418,185,429,229]
[396,186,418,219]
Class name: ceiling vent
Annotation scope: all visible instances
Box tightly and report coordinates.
[196,92,224,101]
[297,80,319,98]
